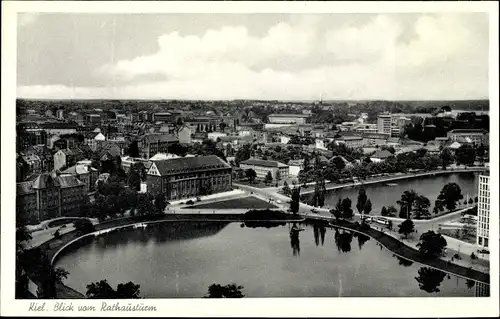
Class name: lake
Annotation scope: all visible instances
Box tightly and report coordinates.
[55,221,488,298]
[310,172,480,214]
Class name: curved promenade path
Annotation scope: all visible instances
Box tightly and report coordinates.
[304,214,489,284]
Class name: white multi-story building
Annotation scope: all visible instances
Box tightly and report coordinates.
[377,113,392,135]
[476,173,490,250]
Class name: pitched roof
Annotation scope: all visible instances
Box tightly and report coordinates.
[150,155,230,176]
[62,164,97,175]
[32,173,61,189]
[57,174,86,188]
[240,158,288,168]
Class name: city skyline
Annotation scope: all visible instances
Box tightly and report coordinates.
[18,13,489,101]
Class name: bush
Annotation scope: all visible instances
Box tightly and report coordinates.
[53,230,61,240]
[186,200,194,205]
[453,253,462,260]
[470,252,477,260]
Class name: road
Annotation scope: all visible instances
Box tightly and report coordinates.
[233,183,476,227]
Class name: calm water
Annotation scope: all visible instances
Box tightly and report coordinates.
[55,221,487,298]
[312,172,480,214]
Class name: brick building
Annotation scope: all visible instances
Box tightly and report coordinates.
[146,155,232,200]
[16,172,87,223]
[138,134,179,159]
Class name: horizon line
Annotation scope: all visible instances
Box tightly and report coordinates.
[16,97,491,102]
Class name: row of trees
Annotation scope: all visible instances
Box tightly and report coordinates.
[396,182,467,220]
[85,281,244,298]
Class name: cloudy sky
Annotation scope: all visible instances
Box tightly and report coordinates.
[17,13,489,100]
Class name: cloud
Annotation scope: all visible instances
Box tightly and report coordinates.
[20,13,488,100]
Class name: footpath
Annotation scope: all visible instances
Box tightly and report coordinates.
[319,218,490,284]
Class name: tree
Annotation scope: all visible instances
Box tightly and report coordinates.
[387,205,398,217]
[417,231,447,259]
[476,143,486,164]
[154,193,167,214]
[116,282,141,299]
[380,206,388,216]
[53,267,69,284]
[398,219,415,239]
[330,198,343,222]
[199,183,212,196]
[264,171,273,185]
[356,187,367,215]
[136,193,154,216]
[73,219,95,235]
[332,156,346,171]
[127,167,142,191]
[461,215,476,239]
[86,280,140,299]
[455,144,476,166]
[205,283,244,298]
[436,183,463,211]
[341,197,353,220]
[235,144,252,164]
[246,169,257,183]
[397,190,418,219]
[363,199,372,215]
[413,195,431,219]
[127,141,140,158]
[282,181,291,197]
[440,148,453,169]
[290,187,301,214]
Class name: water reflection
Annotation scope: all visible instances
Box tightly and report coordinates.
[415,267,447,293]
[89,222,230,249]
[290,223,302,256]
[354,232,370,250]
[466,279,476,290]
[394,255,414,267]
[244,221,286,229]
[313,225,320,246]
[334,229,353,253]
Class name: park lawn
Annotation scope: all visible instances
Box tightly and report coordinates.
[438,228,476,245]
[187,196,278,209]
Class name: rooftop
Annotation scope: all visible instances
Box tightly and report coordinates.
[141,134,179,143]
[268,114,310,118]
[240,158,288,168]
[150,155,230,176]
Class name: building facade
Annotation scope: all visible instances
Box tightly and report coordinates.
[377,114,392,135]
[336,136,364,149]
[146,155,232,200]
[268,114,309,125]
[447,129,489,146]
[16,172,87,223]
[62,163,99,193]
[240,158,289,180]
[138,134,179,159]
[476,173,490,250]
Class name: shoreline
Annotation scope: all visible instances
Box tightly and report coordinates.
[319,219,490,284]
[298,167,486,195]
